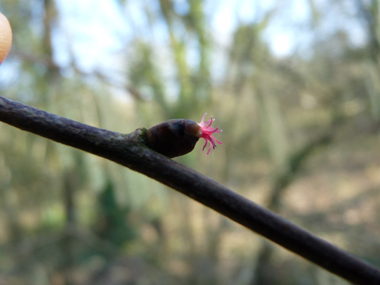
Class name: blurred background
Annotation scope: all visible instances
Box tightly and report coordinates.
[1,0,380,284]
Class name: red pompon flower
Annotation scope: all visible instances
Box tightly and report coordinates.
[198,113,223,155]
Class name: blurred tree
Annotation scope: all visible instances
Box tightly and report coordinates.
[95,178,137,249]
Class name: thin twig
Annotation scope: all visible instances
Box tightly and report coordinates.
[0,95,379,284]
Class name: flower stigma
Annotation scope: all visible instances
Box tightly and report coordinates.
[197,113,222,155]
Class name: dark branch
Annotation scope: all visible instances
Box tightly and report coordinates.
[0,95,379,284]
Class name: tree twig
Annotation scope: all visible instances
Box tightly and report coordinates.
[0,95,379,284]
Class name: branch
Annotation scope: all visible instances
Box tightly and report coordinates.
[0,95,379,284]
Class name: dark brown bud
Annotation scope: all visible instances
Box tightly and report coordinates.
[145,119,201,158]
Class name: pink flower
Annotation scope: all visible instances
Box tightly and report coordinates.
[198,113,222,155]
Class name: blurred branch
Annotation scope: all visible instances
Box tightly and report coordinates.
[253,121,335,284]
[11,50,144,101]
[1,95,380,284]
[91,70,145,101]
[11,50,59,69]
[267,129,333,211]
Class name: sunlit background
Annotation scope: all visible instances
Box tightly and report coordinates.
[1,0,380,284]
